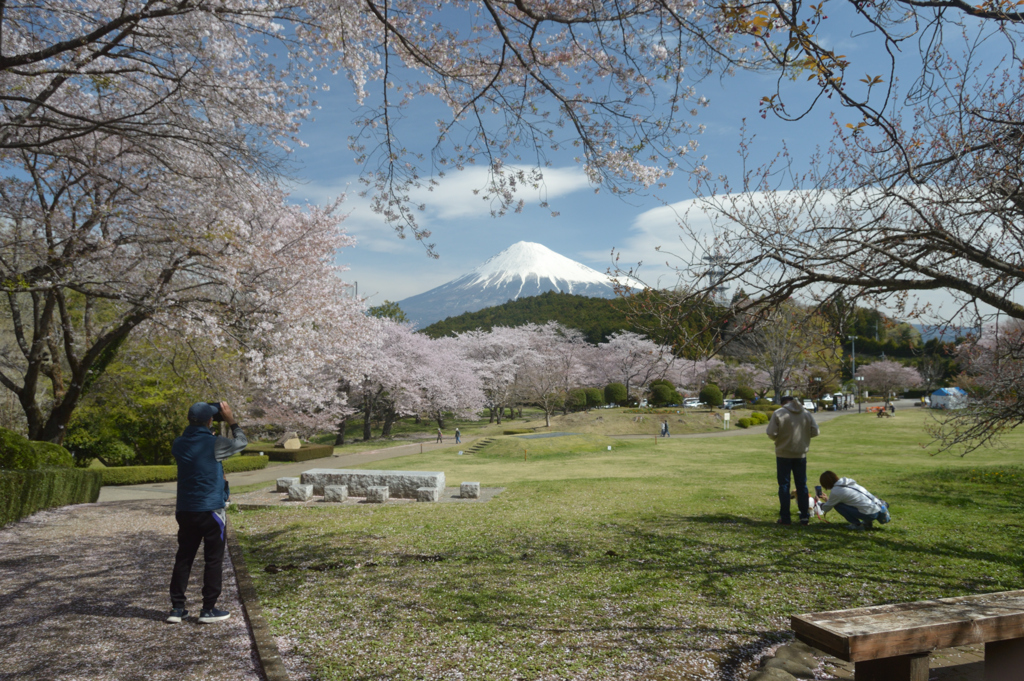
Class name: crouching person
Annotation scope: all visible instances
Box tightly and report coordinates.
[817,470,891,531]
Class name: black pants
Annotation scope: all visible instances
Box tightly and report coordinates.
[169,510,225,610]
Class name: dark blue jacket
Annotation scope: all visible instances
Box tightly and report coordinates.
[173,425,246,512]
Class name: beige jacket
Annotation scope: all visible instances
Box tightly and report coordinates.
[766,400,819,458]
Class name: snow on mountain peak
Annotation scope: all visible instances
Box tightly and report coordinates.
[464,241,613,293]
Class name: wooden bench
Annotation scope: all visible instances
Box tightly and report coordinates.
[792,590,1024,680]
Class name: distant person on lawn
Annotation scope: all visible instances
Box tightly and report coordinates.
[817,470,891,531]
[436,428,443,443]
[455,428,461,444]
[167,401,248,624]
[766,395,820,526]
[661,420,670,437]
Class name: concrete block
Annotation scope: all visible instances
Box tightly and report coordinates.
[288,484,314,501]
[276,477,299,493]
[366,486,389,503]
[300,469,445,498]
[417,487,439,502]
[460,482,480,499]
[324,485,348,503]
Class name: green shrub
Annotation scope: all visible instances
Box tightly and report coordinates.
[31,441,75,468]
[242,444,333,462]
[699,384,724,408]
[1,468,103,528]
[650,384,675,406]
[584,388,604,409]
[735,386,756,402]
[604,382,627,405]
[0,428,36,470]
[749,411,769,425]
[736,417,753,429]
[503,429,533,435]
[101,453,270,486]
[0,428,74,470]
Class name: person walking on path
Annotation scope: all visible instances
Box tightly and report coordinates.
[817,471,891,530]
[766,395,820,526]
[168,401,248,624]
[661,420,670,437]
[436,428,443,443]
[455,428,461,444]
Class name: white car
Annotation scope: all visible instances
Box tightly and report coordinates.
[803,400,816,411]
[683,398,705,408]
[722,398,745,409]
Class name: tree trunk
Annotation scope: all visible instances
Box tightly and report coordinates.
[334,417,348,446]
[544,409,551,427]
[488,407,495,423]
[381,405,398,437]
[435,411,445,430]
[496,406,503,424]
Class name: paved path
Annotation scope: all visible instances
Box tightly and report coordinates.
[98,438,473,503]
[0,500,261,681]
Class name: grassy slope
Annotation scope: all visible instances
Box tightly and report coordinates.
[231,409,1024,680]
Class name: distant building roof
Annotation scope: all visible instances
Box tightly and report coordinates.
[932,387,967,396]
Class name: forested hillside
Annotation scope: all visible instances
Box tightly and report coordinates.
[419,291,633,343]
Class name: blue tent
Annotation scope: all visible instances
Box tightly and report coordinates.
[930,387,967,409]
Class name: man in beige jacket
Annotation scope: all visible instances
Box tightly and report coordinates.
[766,395,820,525]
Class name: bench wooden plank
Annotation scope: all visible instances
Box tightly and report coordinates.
[792,590,1024,662]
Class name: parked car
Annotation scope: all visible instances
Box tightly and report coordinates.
[722,398,745,409]
[683,398,705,408]
[803,399,816,412]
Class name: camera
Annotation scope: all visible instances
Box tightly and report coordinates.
[207,402,224,422]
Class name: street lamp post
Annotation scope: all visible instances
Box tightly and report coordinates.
[856,376,864,413]
[847,335,857,377]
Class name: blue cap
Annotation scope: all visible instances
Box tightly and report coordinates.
[187,402,219,425]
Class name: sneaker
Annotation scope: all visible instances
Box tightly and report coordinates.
[776,519,792,526]
[166,607,188,624]
[846,523,865,531]
[198,608,231,623]
[799,519,810,526]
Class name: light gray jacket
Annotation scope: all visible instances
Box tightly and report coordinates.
[766,400,819,458]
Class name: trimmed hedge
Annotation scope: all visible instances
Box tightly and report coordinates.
[0,428,74,470]
[100,454,270,486]
[1,468,103,528]
[242,444,334,462]
[736,417,753,429]
[749,411,769,425]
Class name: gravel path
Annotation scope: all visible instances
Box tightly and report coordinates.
[0,500,264,681]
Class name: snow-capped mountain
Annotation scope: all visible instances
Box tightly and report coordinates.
[398,241,635,327]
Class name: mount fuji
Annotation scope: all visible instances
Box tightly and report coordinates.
[397,241,634,327]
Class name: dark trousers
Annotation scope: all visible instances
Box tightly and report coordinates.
[776,457,809,522]
[170,510,226,610]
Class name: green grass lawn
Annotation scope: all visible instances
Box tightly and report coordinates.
[230,409,1024,680]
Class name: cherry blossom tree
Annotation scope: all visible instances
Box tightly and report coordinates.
[458,327,528,425]
[926,322,1024,452]
[592,331,673,404]
[509,324,576,428]
[856,361,923,407]
[0,157,366,442]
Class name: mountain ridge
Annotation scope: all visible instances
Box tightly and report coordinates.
[397,241,636,327]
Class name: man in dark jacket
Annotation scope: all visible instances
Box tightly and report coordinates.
[167,401,247,624]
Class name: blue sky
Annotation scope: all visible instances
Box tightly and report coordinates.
[279,10,965,318]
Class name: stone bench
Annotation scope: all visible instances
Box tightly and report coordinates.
[792,589,1024,680]
[300,468,445,499]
